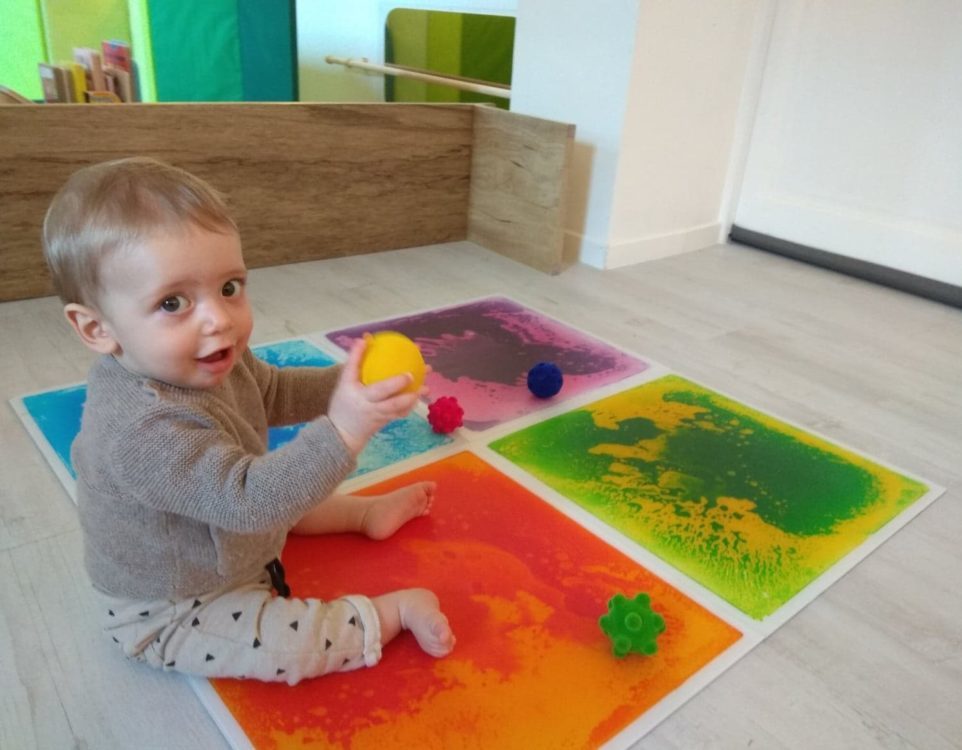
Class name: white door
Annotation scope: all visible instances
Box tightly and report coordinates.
[733,0,962,289]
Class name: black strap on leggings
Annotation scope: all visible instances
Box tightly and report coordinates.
[265,557,291,598]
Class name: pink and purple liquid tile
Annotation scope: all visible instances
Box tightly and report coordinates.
[326,296,651,431]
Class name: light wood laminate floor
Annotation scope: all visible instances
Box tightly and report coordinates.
[2,241,960,749]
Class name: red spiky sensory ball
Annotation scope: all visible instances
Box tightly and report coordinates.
[427,396,464,434]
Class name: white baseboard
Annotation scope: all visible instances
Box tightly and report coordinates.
[563,223,722,270]
[603,223,722,269]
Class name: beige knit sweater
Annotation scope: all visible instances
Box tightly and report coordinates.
[73,351,355,599]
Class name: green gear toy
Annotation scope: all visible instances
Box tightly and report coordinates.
[599,593,665,657]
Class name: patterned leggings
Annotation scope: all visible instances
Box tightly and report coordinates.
[95,568,382,685]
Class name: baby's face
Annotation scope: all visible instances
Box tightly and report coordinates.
[95,224,253,389]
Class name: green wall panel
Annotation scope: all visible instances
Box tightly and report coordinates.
[127,0,156,101]
[458,13,513,107]
[237,0,296,101]
[384,9,428,103]
[0,0,46,99]
[148,0,242,101]
[424,11,461,104]
[4,0,295,103]
[385,10,513,111]
[39,0,130,65]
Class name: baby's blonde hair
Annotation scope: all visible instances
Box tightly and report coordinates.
[43,157,238,306]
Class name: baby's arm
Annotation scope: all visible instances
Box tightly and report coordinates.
[111,341,421,532]
[113,404,356,534]
[248,351,341,427]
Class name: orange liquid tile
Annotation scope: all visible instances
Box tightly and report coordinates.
[212,451,741,749]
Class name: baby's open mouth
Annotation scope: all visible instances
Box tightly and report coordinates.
[198,348,230,364]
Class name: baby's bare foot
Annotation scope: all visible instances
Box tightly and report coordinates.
[399,589,456,657]
[361,481,436,540]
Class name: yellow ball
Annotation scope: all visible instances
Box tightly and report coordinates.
[359,331,426,394]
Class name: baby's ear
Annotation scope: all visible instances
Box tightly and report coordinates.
[63,303,119,355]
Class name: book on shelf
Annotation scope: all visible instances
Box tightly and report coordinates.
[104,65,133,103]
[38,63,72,103]
[62,61,87,102]
[38,63,61,103]
[37,41,135,105]
[58,65,76,102]
[101,40,132,73]
[73,47,106,92]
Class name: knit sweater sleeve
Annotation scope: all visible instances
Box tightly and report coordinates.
[112,402,355,534]
[245,350,342,427]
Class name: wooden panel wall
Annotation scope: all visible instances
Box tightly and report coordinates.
[0,103,473,301]
[0,102,574,302]
[468,106,574,274]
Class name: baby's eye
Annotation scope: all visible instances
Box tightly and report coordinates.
[160,295,188,313]
[222,279,244,297]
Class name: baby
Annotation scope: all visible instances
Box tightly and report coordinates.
[42,157,454,684]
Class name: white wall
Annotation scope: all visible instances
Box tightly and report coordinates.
[511,0,641,268]
[512,0,764,268]
[607,0,762,267]
[734,0,962,285]
[297,2,383,101]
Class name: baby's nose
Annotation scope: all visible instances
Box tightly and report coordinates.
[201,300,233,333]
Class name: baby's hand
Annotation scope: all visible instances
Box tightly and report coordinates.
[328,337,425,455]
